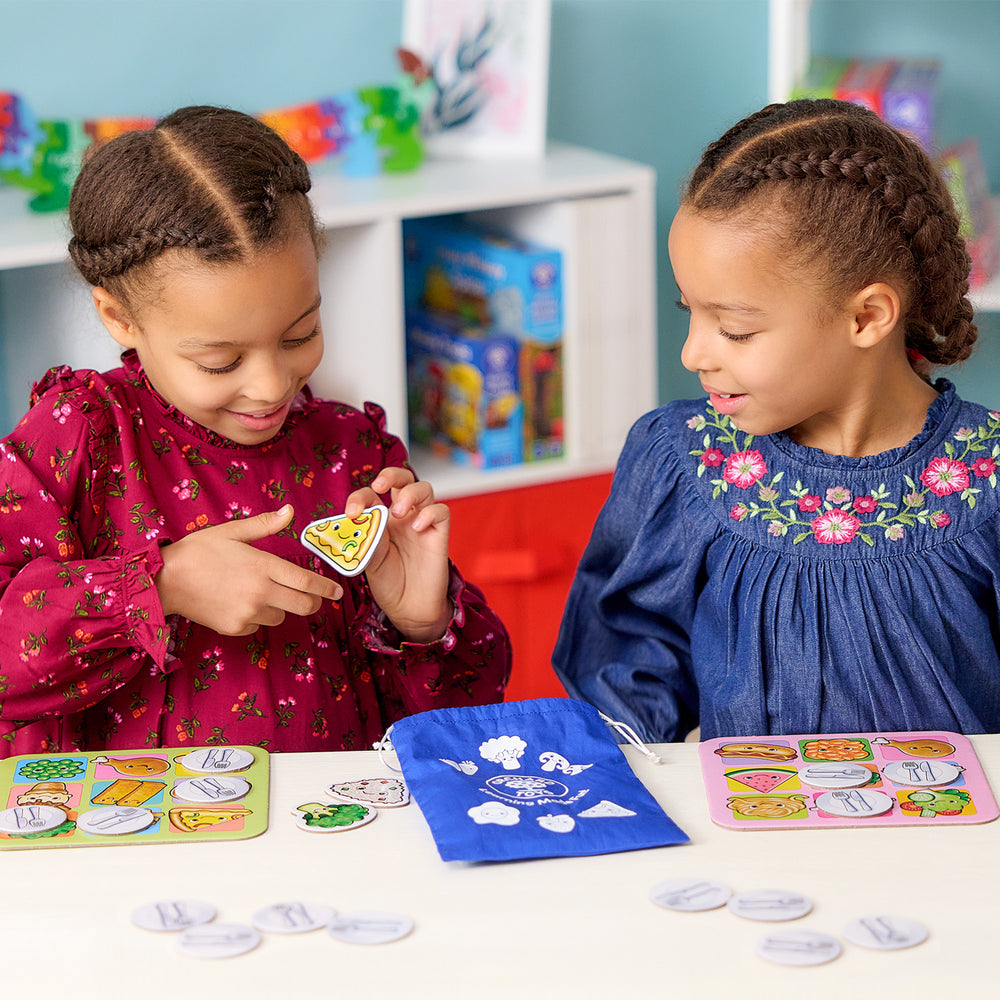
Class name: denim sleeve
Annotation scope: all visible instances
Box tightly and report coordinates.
[552,409,705,743]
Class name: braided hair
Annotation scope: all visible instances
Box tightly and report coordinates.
[68,106,319,309]
[685,98,977,368]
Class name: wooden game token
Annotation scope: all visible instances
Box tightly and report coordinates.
[325,777,410,808]
[251,902,336,934]
[881,760,963,787]
[181,747,255,774]
[756,929,842,966]
[728,889,812,922]
[172,776,250,803]
[0,804,68,835]
[649,877,732,912]
[76,806,158,835]
[291,800,378,833]
[327,910,414,945]
[301,505,388,577]
[176,922,261,959]
[799,762,872,789]
[131,899,217,932]
[842,915,929,950]
[815,789,894,818]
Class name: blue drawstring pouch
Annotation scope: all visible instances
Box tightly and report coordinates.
[386,698,688,862]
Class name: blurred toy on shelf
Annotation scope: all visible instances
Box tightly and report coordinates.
[791,57,939,153]
[0,53,431,213]
[403,216,564,465]
[937,138,1000,289]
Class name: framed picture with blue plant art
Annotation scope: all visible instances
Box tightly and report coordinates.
[401,0,551,159]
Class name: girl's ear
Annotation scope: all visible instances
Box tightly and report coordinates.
[850,282,902,349]
[92,287,139,349]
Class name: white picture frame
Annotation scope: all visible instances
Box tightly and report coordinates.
[401,0,551,159]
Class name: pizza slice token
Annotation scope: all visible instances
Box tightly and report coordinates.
[325,778,410,808]
[301,505,388,577]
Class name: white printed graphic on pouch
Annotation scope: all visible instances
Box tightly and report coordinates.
[468,802,521,826]
[479,735,527,770]
[538,752,593,775]
[537,814,575,833]
[578,800,637,818]
[440,758,479,775]
[481,773,590,807]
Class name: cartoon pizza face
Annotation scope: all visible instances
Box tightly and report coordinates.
[301,505,387,576]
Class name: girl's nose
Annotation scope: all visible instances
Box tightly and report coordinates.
[243,354,291,405]
[680,324,717,374]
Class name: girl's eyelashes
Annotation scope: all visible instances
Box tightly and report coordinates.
[675,299,756,343]
[197,328,320,374]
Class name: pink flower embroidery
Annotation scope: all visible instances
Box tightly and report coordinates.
[920,457,969,496]
[971,456,997,478]
[812,509,861,544]
[702,447,725,467]
[931,511,951,528]
[852,495,878,514]
[826,486,852,505]
[797,494,822,512]
[885,524,905,541]
[723,450,767,489]
[730,503,749,521]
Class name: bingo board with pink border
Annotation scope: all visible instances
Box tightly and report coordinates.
[699,731,998,831]
[0,745,269,850]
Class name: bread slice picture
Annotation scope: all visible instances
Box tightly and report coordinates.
[300,505,388,576]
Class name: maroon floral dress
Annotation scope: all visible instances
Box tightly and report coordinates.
[0,351,510,756]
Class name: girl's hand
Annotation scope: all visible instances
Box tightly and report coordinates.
[345,468,451,643]
[155,505,342,636]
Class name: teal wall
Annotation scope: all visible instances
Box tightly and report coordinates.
[1,0,997,425]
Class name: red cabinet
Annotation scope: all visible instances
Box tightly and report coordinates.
[447,472,613,701]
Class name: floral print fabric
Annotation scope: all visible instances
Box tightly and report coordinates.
[0,352,511,756]
[554,382,1000,743]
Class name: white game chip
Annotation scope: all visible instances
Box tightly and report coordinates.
[172,776,250,803]
[181,747,255,774]
[0,804,68,835]
[649,877,733,912]
[177,922,261,959]
[843,914,929,950]
[252,902,335,934]
[798,762,872,789]
[756,929,842,966]
[815,788,894,818]
[77,806,157,835]
[728,889,813,922]
[131,899,217,932]
[327,910,414,945]
[881,760,962,787]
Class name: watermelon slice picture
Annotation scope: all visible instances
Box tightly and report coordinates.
[724,767,799,793]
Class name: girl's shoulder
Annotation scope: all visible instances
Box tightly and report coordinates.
[21,362,139,435]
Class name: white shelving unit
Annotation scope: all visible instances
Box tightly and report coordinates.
[767,0,1000,313]
[0,142,657,499]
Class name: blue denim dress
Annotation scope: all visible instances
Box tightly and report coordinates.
[553,382,1000,742]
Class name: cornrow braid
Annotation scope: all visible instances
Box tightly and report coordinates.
[68,105,319,306]
[685,99,977,369]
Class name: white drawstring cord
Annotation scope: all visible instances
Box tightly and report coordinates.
[373,726,403,773]
[599,712,662,764]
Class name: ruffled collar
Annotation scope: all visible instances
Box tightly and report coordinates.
[121,349,319,453]
[768,379,957,470]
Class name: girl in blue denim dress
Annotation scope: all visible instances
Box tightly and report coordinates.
[554,98,1000,742]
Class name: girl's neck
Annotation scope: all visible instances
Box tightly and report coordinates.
[787,364,940,458]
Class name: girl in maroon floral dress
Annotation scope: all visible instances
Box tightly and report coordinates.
[0,106,511,756]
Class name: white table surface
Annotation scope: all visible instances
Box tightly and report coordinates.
[3,737,998,998]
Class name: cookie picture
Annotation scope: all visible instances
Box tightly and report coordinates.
[300,505,388,577]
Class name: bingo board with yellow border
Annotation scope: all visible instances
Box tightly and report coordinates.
[0,745,269,849]
[699,730,998,831]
